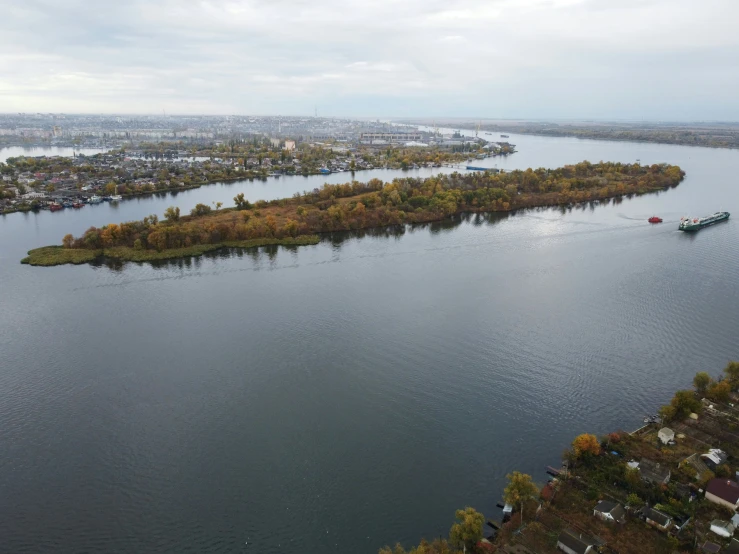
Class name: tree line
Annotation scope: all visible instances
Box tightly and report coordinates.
[58,161,684,254]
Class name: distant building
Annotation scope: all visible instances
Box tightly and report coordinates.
[725,538,739,554]
[682,453,712,482]
[709,519,735,538]
[645,507,673,532]
[705,479,739,510]
[702,449,728,470]
[556,530,595,554]
[640,459,671,485]
[360,132,422,143]
[593,501,625,524]
[658,427,675,444]
[283,140,296,152]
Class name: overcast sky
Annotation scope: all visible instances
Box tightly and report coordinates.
[1,0,737,119]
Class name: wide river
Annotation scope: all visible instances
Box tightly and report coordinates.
[1,133,737,553]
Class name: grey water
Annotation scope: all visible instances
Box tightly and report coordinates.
[0,146,110,162]
[0,133,737,553]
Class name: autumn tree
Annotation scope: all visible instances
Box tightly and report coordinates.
[190,203,212,217]
[448,507,484,552]
[378,538,456,554]
[707,380,731,403]
[503,472,538,523]
[163,206,180,222]
[572,434,600,458]
[693,372,711,393]
[62,234,74,249]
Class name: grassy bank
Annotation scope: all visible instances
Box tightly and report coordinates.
[22,236,319,266]
[21,246,103,266]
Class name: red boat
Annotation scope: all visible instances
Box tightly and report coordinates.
[73,202,84,209]
[49,203,63,212]
[648,216,663,223]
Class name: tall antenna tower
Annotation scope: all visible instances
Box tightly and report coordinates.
[314,106,318,118]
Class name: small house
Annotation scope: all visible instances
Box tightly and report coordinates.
[645,507,673,532]
[701,449,728,470]
[556,530,595,554]
[705,479,739,510]
[701,541,721,554]
[709,519,735,538]
[640,459,671,485]
[658,427,675,445]
[682,453,712,482]
[593,501,626,524]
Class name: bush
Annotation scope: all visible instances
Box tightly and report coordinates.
[190,203,212,217]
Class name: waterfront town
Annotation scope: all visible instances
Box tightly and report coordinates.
[381,363,739,554]
[0,115,515,214]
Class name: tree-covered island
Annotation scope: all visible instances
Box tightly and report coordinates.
[21,161,685,266]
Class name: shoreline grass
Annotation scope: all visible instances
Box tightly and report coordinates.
[21,246,103,266]
[21,236,320,266]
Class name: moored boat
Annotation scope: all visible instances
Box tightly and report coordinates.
[648,216,663,223]
[679,211,730,231]
[49,203,63,212]
[88,195,102,204]
[73,202,84,209]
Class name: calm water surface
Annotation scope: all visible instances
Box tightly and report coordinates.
[0,133,737,553]
[0,146,110,162]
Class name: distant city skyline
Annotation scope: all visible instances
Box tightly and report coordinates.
[2,0,737,120]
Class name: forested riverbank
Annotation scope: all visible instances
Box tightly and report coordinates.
[22,161,684,266]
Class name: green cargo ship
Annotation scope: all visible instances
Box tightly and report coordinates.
[678,211,730,231]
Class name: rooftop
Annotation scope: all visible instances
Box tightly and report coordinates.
[707,479,739,504]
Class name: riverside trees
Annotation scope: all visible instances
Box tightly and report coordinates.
[53,162,685,256]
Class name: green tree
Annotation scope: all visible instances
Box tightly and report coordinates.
[234,193,251,210]
[163,206,180,222]
[503,472,538,523]
[448,507,484,552]
[190,203,212,217]
[693,372,711,393]
[626,493,642,507]
[660,390,701,422]
[724,361,739,387]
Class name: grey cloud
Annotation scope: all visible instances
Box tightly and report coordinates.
[0,0,737,118]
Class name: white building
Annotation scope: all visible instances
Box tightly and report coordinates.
[710,520,736,538]
[658,427,675,445]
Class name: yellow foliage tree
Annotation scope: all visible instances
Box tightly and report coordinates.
[572,433,600,458]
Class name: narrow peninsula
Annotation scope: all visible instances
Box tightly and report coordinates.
[22,161,685,266]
